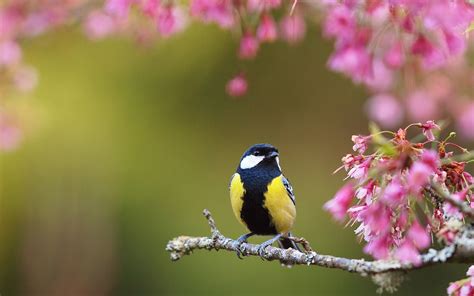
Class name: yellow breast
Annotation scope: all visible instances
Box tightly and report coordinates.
[264,175,296,234]
[229,173,246,227]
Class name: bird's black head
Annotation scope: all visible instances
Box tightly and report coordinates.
[238,143,281,171]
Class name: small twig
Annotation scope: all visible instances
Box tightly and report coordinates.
[166,209,474,276]
[429,182,474,219]
[287,236,313,252]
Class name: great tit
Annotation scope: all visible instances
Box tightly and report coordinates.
[229,143,299,257]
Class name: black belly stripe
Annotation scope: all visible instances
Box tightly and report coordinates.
[237,163,281,235]
[240,191,277,235]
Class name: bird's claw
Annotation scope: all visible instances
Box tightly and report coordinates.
[235,233,254,260]
[257,244,269,258]
[235,244,245,259]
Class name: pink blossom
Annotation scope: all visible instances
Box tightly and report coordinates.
[364,60,394,92]
[190,0,234,28]
[448,282,460,295]
[443,29,466,56]
[0,118,22,152]
[365,94,404,128]
[324,183,355,222]
[384,42,405,69]
[84,11,116,40]
[406,91,439,122]
[407,220,430,249]
[363,233,391,260]
[420,149,440,171]
[323,6,355,41]
[247,0,281,13]
[156,5,187,37]
[257,14,277,43]
[142,0,161,17]
[360,203,391,233]
[421,120,440,141]
[0,40,21,66]
[411,35,445,69]
[407,161,434,193]
[467,265,474,277]
[328,45,372,84]
[460,285,474,296]
[351,135,370,154]
[105,0,133,17]
[238,32,259,59]
[226,74,247,97]
[395,239,421,265]
[279,13,306,44]
[347,158,371,179]
[381,177,405,207]
[457,103,474,140]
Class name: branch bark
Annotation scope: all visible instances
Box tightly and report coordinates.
[166,209,474,276]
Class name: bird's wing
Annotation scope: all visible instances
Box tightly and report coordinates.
[282,175,296,205]
[229,173,237,189]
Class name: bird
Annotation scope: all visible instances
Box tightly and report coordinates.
[229,143,299,258]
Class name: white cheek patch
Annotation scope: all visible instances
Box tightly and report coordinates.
[240,155,265,169]
[275,156,282,171]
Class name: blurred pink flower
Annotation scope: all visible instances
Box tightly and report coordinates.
[0,118,22,152]
[226,74,247,97]
[407,220,430,249]
[421,120,440,141]
[190,0,234,28]
[457,103,474,140]
[360,202,391,233]
[351,135,370,154]
[324,183,355,222]
[448,282,460,295]
[467,265,474,277]
[279,13,306,44]
[411,34,445,69]
[84,11,116,40]
[238,32,259,59]
[384,42,405,69]
[105,0,133,17]
[381,177,405,207]
[406,91,439,122]
[395,239,421,265]
[328,45,372,84]
[323,5,355,41]
[420,149,440,171]
[156,5,187,37]
[13,66,38,92]
[407,161,434,193]
[365,94,404,128]
[363,233,391,260]
[364,60,394,92]
[0,40,22,66]
[257,14,277,43]
[247,0,281,12]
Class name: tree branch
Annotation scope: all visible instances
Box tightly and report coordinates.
[166,209,474,276]
[428,182,474,219]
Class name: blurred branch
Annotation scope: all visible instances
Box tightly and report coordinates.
[166,209,474,276]
[428,182,474,219]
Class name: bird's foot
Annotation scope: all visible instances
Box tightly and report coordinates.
[235,233,254,259]
[257,234,282,258]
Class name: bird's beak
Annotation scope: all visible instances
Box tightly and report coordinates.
[267,151,279,158]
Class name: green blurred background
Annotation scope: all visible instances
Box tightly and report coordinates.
[0,24,469,295]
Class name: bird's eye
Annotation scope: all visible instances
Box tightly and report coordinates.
[253,151,260,156]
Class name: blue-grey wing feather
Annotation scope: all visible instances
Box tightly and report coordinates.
[282,175,295,205]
